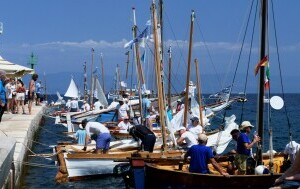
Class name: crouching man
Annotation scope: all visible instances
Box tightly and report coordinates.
[82,119,111,154]
[129,124,156,152]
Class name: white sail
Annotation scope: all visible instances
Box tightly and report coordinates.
[64,78,79,98]
[95,77,108,107]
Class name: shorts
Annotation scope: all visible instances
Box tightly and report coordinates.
[28,92,35,100]
[234,154,248,172]
[142,134,156,152]
[96,133,111,150]
[16,93,25,101]
[36,93,43,99]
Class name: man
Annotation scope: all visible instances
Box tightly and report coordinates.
[28,73,38,115]
[283,141,300,164]
[81,101,91,112]
[176,126,198,149]
[142,91,153,130]
[129,124,156,152]
[0,70,7,122]
[82,119,111,154]
[183,81,196,99]
[69,97,79,112]
[117,115,132,132]
[184,133,229,176]
[35,80,43,105]
[234,121,261,175]
[73,123,86,145]
[93,99,103,111]
[115,98,129,122]
[187,116,203,139]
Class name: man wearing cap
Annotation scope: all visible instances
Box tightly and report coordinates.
[115,98,129,122]
[187,116,203,139]
[235,121,261,175]
[184,133,229,176]
[116,115,132,133]
[73,123,86,145]
[283,141,300,164]
[176,126,198,149]
[82,119,111,154]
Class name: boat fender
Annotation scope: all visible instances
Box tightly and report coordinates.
[255,165,270,175]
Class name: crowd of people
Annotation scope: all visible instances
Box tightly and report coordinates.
[0,71,43,122]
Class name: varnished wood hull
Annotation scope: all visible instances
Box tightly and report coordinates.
[145,163,281,189]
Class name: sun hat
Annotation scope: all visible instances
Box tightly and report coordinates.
[198,133,208,142]
[189,81,194,86]
[239,121,254,130]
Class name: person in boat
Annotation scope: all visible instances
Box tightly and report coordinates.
[234,121,261,175]
[93,98,103,111]
[176,99,184,113]
[273,150,300,188]
[73,123,86,145]
[283,141,300,165]
[116,115,132,132]
[81,100,91,112]
[187,116,203,139]
[69,97,79,112]
[184,133,229,176]
[65,99,71,111]
[182,81,196,107]
[122,92,130,104]
[115,97,129,123]
[142,91,153,131]
[129,124,156,152]
[82,119,111,154]
[176,126,198,149]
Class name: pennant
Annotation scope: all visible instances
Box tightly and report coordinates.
[255,56,268,75]
[264,63,270,90]
[124,27,149,49]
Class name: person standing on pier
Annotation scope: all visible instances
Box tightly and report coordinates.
[28,73,38,115]
[0,70,7,122]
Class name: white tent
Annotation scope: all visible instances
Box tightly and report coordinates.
[0,56,34,77]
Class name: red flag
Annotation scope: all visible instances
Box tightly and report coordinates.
[255,56,268,75]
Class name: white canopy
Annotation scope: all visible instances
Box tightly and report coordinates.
[0,56,34,77]
[64,78,79,98]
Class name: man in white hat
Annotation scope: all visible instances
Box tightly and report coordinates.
[115,97,129,123]
[235,121,261,175]
[81,100,91,112]
[284,141,300,164]
[176,126,198,149]
[184,133,229,176]
[116,115,132,133]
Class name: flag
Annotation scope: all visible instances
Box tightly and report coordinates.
[254,56,268,75]
[120,81,127,88]
[124,26,149,49]
[264,63,270,90]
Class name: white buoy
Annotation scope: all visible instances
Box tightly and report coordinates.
[270,96,284,110]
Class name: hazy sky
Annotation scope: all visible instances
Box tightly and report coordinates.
[0,0,299,93]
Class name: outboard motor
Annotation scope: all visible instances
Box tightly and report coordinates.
[113,163,134,189]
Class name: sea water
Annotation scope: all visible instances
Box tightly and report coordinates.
[20,94,300,188]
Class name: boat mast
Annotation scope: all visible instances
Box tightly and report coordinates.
[194,59,204,126]
[152,0,167,150]
[159,0,164,61]
[83,62,87,101]
[167,45,172,108]
[100,53,105,94]
[256,0,268,166]
[125,51,130,81]
[183,10,195,128]
[132,7,144,119]
[90,48,95,105]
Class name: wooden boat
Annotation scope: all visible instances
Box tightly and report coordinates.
[138,1,287,188]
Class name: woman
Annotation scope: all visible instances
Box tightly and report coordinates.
[0,70,7,122]
[16,79,26,114]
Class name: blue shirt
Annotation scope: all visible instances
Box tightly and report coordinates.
[237,132,251,156]
[36,82,42,94]
[0,81,6,104]
[167,109,173,121]
[186,144,214,174]
[142,97,151,118]
[75,129,86,145]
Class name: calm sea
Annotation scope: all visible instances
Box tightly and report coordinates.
[20,94,300,189]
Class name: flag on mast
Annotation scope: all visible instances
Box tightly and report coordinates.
[254,56,268,75]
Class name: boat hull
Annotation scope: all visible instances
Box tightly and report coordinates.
[145,163,281,189]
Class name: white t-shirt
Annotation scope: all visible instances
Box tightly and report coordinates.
[187,125,203,139]
[94,101,103,111]
[184,85,196,98]
[181,131,198,148]
[116,104,129,119]
[117,121,132,131]
[85,122,110,137]
[82,103,91,111]
[70,100,79,109]
[284,141,300,163]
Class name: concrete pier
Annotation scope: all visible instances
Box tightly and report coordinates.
[0,105,45,188]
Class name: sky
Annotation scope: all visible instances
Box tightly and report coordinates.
[0,0,300,94]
